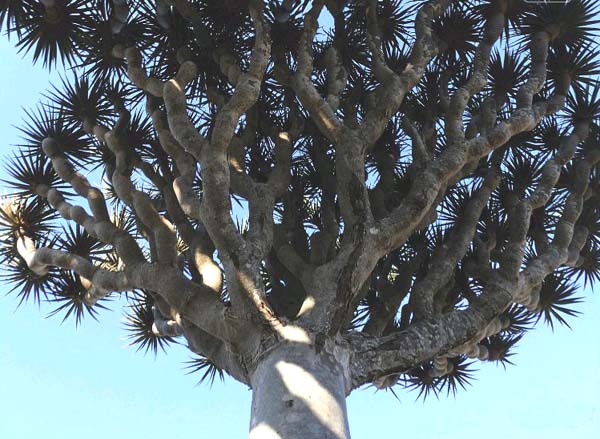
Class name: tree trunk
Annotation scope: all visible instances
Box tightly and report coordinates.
[249,340,352,439]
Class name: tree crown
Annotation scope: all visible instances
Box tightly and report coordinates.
[1,0,599,398]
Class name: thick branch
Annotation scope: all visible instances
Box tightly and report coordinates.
[40,138,145,265]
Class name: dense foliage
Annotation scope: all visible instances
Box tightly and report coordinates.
[1,0,599,402]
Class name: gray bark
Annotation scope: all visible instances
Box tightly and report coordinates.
[249,337,351,439]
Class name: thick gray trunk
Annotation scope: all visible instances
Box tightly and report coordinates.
[249,341,351,439]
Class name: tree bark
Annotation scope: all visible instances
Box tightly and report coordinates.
[249,340,352,439]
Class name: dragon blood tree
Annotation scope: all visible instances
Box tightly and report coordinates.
[1,0,600,437]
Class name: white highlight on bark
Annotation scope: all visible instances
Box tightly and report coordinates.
[249,342,351,439]
[16,236,48,276]
[296,295,316,318]
[274,361,345,434]
[276,326,311,345]
[249,423,280,438]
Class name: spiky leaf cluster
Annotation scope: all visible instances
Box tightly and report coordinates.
[124,292,178,355]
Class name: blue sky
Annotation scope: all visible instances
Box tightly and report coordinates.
[0,36,599,439]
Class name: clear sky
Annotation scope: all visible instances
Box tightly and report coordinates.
[0,36,599,439]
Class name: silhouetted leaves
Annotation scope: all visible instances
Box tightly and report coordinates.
[14,0,92,67]
[2,153,66,201]
[47,75,112,125]
[519,0,600,50]
[124,293,178,355]
[481,333,522,368]
[185,356,224,387]
[47,271,109,325]
[403,362,441,401]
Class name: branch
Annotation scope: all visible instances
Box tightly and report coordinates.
[162,2,281,329]
[40,138,145,265]
[16,234,130,305]
[290,0,343,143]
[104,109,178,266]
[114,46,165,97]
[499,121,590,281]
[147,102,223,294]
[152,305,184,337]
[358,0,451,146]
[162,61,209,161]
[517,148,600,307]
[375,29,561,258]
[362,255,423,337]
[347,281,513,389]
[164,4,270,264]
[444,5,505,143]
[410,164,501,321]
[323,46,348,112]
